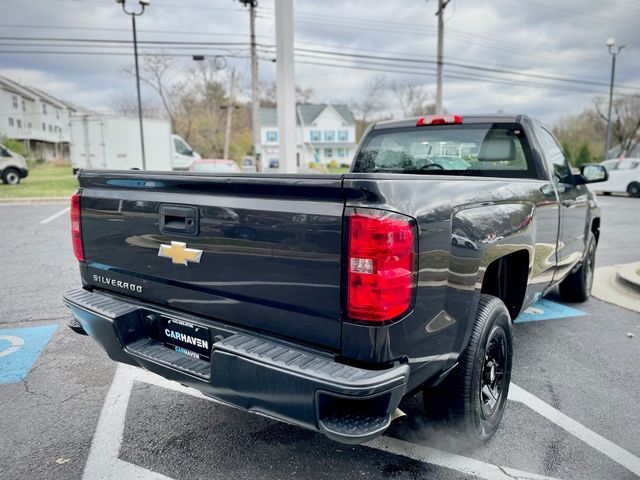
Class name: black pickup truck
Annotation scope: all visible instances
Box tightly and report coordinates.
[63,114,607,445]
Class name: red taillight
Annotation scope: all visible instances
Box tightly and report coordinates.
[347,211,415,322]
[416,115,463,126]
[71,192,84,261]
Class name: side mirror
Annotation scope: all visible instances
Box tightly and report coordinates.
[575,164,608,184]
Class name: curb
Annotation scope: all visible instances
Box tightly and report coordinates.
[592,263,640,313]
[0,196,70,205]
[616,262,640,293]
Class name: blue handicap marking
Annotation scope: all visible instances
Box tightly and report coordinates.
[515,299,587,324]
[0,324,58,385]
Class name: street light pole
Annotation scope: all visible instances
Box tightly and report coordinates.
[117,0,149,170]
[604,37,625,160]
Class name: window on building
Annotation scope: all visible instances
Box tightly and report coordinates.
[324,148,333,158]
[16,119,22,129]
[56,109,61,120]
[42,103,47,114]
[12,96,18,109]
[337,148,344,157]
[266,130,278,142]
[337,130,349,142]
[324,130,335,142]
[310,130,321,142]
[42,122,46,131]
[313,148,320,162]
[49,125,53,132]
[8,117,14,127]
[22,99,26,112]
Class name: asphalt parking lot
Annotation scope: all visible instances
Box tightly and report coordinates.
[1,195,639,480]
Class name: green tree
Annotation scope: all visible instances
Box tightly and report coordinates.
[575,142,592,167]
[561,139,573,164]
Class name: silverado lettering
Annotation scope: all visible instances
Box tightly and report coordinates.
[64,113,607,445]
[92,274,143,293]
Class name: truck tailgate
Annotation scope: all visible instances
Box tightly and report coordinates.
[78,171,345,350]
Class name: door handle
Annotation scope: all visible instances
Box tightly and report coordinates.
[159,205,199,235]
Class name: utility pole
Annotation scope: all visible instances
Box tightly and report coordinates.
[239,0,261,171]
[223,69,236,161]
[434,0,451,115]
[604,37,626,160]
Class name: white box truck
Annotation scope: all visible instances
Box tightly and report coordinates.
[70,114,199,172]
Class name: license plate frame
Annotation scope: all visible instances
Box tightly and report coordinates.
[160,316,211,361]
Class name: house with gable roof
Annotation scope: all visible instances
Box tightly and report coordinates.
[258,103,357,170]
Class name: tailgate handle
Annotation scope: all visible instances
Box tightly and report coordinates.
[159,205,199,236]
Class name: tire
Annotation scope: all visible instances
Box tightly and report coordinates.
[559,232,596,302]
[627,182,640,198]
[423,295,513,444]
[2,168,21,185]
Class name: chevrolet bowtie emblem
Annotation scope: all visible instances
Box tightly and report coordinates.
[158,241,203,266]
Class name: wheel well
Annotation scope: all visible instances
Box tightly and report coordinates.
[591,217,600,244]
[481,250,529,320]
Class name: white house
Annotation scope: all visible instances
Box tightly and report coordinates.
[0,75,77,160]
[258,103,358,170]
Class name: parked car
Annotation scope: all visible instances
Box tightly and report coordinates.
[0,142,28,185]
[597,158,640,197]
[188,159,241,173]
[63,113,606,446]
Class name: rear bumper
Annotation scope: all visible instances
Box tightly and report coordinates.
[63,288,409,444]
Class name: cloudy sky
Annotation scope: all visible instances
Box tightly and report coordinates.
[1,0,639,124]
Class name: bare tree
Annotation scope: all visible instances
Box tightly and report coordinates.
[259,81,316,106]
[595,94,640,156]
[351,75,387,126]
[124,54,187,131]
[392,81,436,117]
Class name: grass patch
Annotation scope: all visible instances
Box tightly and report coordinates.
[0,163,78,198]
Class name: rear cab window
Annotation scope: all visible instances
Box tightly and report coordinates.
[352,123,538,179]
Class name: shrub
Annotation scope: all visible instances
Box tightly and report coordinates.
[308,162,316,169]
[328,160,338,169]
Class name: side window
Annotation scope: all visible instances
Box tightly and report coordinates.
[174,138,192,156]
[537,127,571,183]
[0,147,10,157]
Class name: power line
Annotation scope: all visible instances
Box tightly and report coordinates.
[509,0,640,25]
[3,35,635,91]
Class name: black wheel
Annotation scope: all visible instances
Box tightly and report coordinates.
[2,168,20,185]
[559,232,596,302]
[423,295,512,444]
[627,182,640,198]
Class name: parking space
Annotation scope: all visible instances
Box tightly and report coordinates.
[1,198,639,480]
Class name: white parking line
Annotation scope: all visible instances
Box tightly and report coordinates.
[83,365,574,480]
[368,437,560,480]
[509,384,640,477]
[39,206,70,224]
